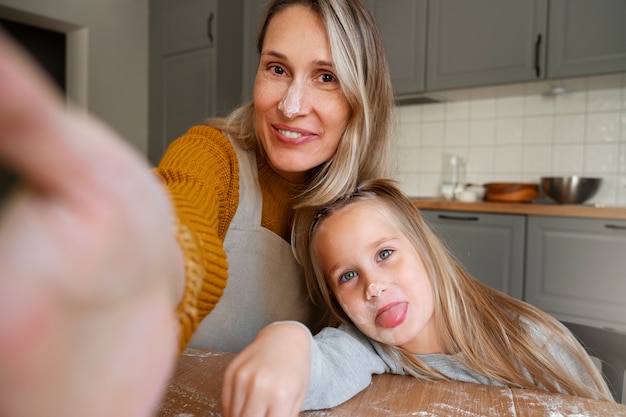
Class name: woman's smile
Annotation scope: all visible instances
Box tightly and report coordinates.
[273,125,316,145]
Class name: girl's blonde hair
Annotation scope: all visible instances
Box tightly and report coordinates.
[297,178,614,402]
[208,0,395,223]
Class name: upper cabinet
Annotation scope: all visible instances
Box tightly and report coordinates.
[161,0,216,54]
[366,0,427,96]
[149,0,243,165]
[547,0,626,79]
[426,0,547,92]
[371,0,626,99]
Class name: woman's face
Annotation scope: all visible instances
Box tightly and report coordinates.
[313,202,442,355]
[253,5,351,183]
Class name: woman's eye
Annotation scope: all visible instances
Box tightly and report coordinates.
[339,270,358,283]
[268,64,286,76]
[320,73,336,83]
[377,249,393,261]
[316,72,339,88]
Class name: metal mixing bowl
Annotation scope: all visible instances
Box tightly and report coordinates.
[540,176,602,204]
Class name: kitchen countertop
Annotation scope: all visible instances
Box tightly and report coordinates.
[157,348,626,417]
[411,198,626,220]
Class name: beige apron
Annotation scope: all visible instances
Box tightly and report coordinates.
[188,137,316,352]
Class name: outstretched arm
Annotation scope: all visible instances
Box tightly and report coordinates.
[0,31,183,417]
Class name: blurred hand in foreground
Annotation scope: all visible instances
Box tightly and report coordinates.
[0,32,181,417]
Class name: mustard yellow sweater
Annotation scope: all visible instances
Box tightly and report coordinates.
[154,125,306,351]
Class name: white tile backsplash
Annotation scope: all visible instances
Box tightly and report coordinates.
[470,98,497,119]
[555,90,587,114]
[586,112,620,143]
[495,118,523,145]
[587,88,621,112]
[494,145,523,174]
[469,119,496,146]
[496,96,525,118]
[524,94,554,116]
[420,122,445,147]
[584,143,619,174]
[523,116,553,145]
[394,73,626,206]
[553,114,585,144]
[444,121,470,147]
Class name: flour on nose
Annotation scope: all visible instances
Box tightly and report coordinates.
[366,282,383,300]
[278,84,301,119]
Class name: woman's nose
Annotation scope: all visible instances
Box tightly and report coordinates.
[365,281,386,301]
[278,80,309,119]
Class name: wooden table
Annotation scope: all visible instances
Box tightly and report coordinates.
[158,348,626,417]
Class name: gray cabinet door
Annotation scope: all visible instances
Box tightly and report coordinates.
[161,0,216,55]
[161,49,216,147]
[367,0,427,97]
[426,0,548,91]
[149,0,243,165]
[525,216,626,333]
[547,0,626,79]
[421,210,525,299]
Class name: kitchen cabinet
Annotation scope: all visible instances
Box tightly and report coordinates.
[365,0,427,97]
[161,0,216,54]
[426,0,547,92]
[547,0,626,79]
[149,0,243,165]
[375,0,626,98]
[525,215,626,333]
[420,210,525,299]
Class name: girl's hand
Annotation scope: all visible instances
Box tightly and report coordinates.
[222,322,312,417]
[0,32,181,417]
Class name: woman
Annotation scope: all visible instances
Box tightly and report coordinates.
[0,0,394,415]
[158,0,395,353]
[223,179,613,415]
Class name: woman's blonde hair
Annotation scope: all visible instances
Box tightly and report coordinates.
[208,0,395,207]
[298,178,614,402]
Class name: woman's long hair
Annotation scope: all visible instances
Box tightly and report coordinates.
[297,178,614,402]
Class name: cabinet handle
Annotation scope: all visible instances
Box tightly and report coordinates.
[437,214,479,222]
[207,12,214,44]
[605,224,626,231]
[534,34,542,77]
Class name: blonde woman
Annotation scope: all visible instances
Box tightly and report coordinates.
[224,179,613,414]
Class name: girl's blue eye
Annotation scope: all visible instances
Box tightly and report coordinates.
[377,248,393,261]
[339,270,357,283]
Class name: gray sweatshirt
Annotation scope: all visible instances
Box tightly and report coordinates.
[298,322,592,411]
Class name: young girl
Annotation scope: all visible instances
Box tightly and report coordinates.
[223,178,614,415]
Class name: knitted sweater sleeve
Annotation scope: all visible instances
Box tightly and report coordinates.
[153,125,239,351]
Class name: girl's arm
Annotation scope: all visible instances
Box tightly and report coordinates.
[222,322,397,416]
[222,322,312,417]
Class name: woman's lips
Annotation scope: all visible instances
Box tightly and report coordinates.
[273,125,315,145]
[375,302,408,328]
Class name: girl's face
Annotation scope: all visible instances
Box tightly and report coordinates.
[313,202,442,354]
[253,5,351,183]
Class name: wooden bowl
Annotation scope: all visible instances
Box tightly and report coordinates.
[484,182,539,203]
